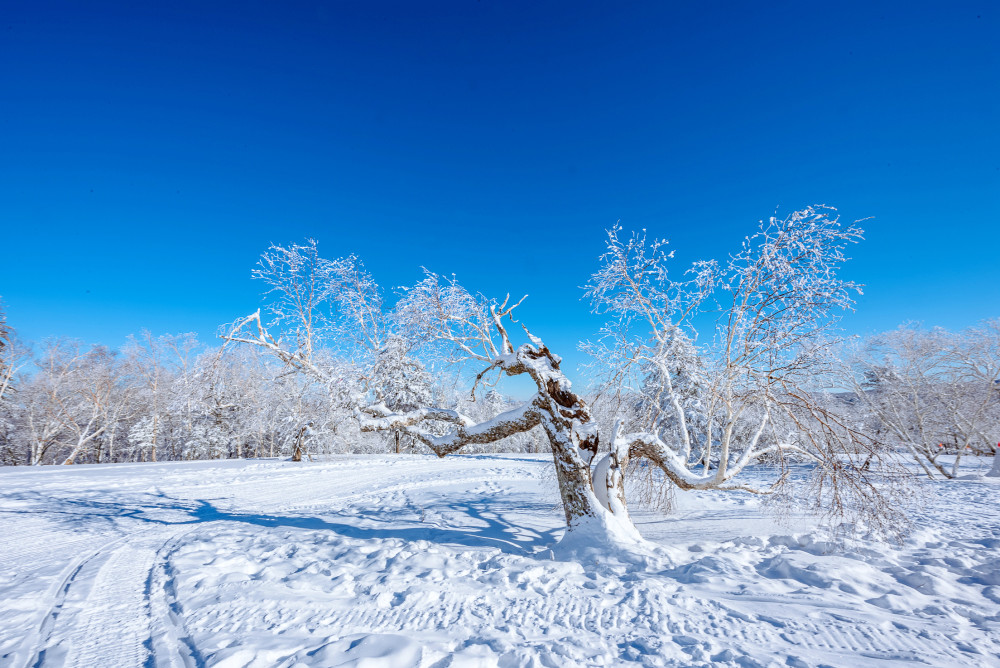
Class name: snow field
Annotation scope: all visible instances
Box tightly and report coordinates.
[1,454,998,667]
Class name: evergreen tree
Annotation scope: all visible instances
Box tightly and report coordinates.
[371,334,432,453]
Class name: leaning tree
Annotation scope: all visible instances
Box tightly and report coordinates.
[225,207,906,549]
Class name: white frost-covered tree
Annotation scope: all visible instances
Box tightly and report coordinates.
[0,300,18,404]
[845,321,1000,478]
[0,302,30,465]
[370,334,433,453]
[222,240,383,457]
[227,208,908,550]
[581,208,905,537]
[21,341,134,465]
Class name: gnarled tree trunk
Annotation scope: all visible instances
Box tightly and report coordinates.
[359,334,642,541]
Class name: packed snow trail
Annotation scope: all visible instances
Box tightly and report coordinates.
[1,454,998,667]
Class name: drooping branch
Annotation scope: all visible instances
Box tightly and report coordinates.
[616,432,717,490]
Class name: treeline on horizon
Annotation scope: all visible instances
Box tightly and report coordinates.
[0,323,551,466]
[0,309,997,476]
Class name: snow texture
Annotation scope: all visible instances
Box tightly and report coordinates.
[1,454,999,667]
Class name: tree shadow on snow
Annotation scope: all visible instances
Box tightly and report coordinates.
[0,489,562,558]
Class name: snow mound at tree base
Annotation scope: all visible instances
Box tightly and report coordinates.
[551,514,674,571]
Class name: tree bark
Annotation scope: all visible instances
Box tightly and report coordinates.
[360,339,629,534]
[291,424,308,462]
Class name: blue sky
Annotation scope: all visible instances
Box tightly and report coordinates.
[1,1,997,376]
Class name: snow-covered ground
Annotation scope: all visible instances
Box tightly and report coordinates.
[1,454,998,667]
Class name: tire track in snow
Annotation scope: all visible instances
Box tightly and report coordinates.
[0,520,110,665]
[211,542,974,667]
[767,617,981,666]
[23,526,189,668]
[59,528,188,668]
[19,537,128,668]
[0,486,144,667]
[5,457,547,667]
[60,544,156,668]
[148,525,220,668]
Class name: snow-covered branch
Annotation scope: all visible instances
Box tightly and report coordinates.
[358,398,542,457]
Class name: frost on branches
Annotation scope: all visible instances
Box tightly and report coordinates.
[371,334,433,453]
[582,207,908,539]
[225,208,910,549]
[842,320,1000,479]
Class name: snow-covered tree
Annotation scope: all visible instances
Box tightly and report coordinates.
[127,417,159,462]
[0,301,30,465]
[226,209,908,548]
[221,240,385,455]
[370,334,433,453]
[123,331,169,462]
[845,321,1000,478]
[0,300,11,403]
[578,208,906,539]
[19,341,134,465]
[241,239,385,367]
[635,329,710,464]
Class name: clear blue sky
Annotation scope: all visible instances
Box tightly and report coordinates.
[1,1,997,375]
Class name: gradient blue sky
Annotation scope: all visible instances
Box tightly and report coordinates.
[2,1,997,374]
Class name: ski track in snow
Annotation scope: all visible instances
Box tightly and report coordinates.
[1,454,998,667]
